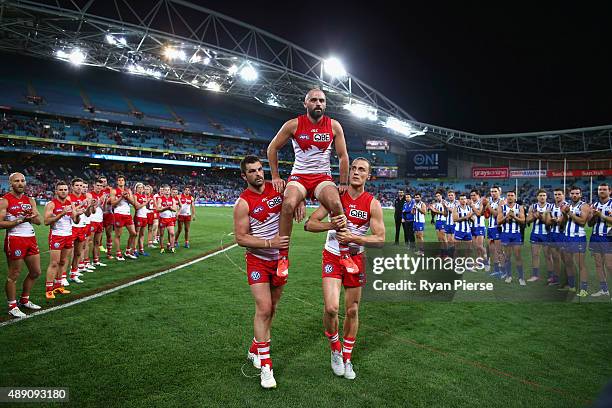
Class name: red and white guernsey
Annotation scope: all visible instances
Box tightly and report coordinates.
[135,194,149,218]
[158,195,175,219]
[89,191,104,223]
[178,194,193,216]
[3,193,35,237]
[102,187,112,214]
[113,188,131,215]
[68,193,87,228]
[325,191,374,256]
[291,114,334,175]
[147,194,156,211]
[238,182,282,261]
[50,198,73,237]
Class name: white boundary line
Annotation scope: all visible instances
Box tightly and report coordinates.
[0,244,238,328]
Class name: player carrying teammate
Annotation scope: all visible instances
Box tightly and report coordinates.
[233,155,293,389]
[44,181,82,299]
[176,186,196,248]
[305,158,385,380]
[0,172,42,318]
[267,88,357,277]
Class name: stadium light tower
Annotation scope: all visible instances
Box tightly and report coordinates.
[56,49,86,65]
[239,63,258,82]
[344,102,377,121]
[323,57,347,78]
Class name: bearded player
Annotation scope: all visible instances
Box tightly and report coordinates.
[305,158,385,380]
[267,88,357,277]
[0,172,42,318]
[176,186,196,248]
[234,155,292,389]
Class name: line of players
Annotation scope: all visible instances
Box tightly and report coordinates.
[403,184,612,297]
[1,173,196,318]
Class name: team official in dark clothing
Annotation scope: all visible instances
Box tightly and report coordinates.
[394,190,406,245]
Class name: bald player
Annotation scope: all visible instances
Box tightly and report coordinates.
[0,173,42,318]
[267,88,356,278]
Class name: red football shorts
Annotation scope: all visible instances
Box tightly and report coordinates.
[322,249,366,288]
[83,224,92,238]
[72,226,87,243]
[245,252,287,286]
[103,212,114,227]
[287,173,334,198]
[114,214,133,228]
[4,235,40,260]
[159,217,176,228]
[146,212,155,225]
[178,214,192,222]
[90,221,104,234]
[48,234,74,251]
[134,216,148,228]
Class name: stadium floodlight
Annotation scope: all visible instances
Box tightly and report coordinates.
[118,37,127,47]
[205,81,221,92]
[190,53,201,63]
[384,116,418,136]
[56,48,86,65]
[227,64,239,75]
[323,57,347,78]
[203,57,211,65]
[266,94,284,107]
[344,102,377,121]
[239,64,258,81]
[127,64,162,79]
[105,34,116,45]
[191,79,199,85]
[163,47,186,61]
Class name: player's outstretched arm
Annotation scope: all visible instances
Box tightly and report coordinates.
[331,120,349,192]
[267,119,297,193]
[233,198,289,249]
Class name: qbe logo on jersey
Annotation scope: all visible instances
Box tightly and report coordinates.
[349,209,368,220]
[267,196,282,209]
[313,133,331,142]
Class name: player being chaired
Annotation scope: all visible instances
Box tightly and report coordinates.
[233,155,299,389]
[305,158,385,380]
[0,173,43,318]
[267,88,357,277]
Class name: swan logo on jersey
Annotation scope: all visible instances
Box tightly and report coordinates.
[298,134,310,140]
[267,196,282,209]
[349,209,368,220]
[253,206,264,215]
[324,264,333,274]
[250,271,261,281]
[313,133,331,142]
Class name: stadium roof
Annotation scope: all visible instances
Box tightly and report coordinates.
[0,0,610,157]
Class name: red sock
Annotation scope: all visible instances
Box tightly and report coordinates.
[61,272,67,279]
[249,338,258,354]
[325,331,342,353]
[19,295,29,304]
[94,257,99,263]
[116,251,123,258]
[342,337,355,362]
[84,258,90,264]
[71,267,77,274]
[54,279,62,290]
[257,340,272,368]
[7,300,17,310]
[279,248,289,258]
[106,240,112,251]
[46,281,54,291]
[77,263,84,269]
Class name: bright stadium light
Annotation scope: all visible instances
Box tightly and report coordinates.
[227,64,239,75]
[324,57,347,78]
[191,79,199,85]
[344,102,377,121]
[56,48,86,65]
[127,64,162,79]
[203,57,211,65]
[205,81,221,92]
[384,117,422,137]
[190,53,201,63]
[105,34,116,45]
[117,37,127,47]
[266,94,284,107]
[239,64,258,81]
[164,47,186,61]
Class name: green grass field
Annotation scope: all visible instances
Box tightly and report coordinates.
[0,207,610,407]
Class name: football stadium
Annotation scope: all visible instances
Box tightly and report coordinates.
[0,1,611,407]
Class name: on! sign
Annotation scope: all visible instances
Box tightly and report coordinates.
[472,167,509,179]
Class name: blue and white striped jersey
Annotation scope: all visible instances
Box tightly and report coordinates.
[564,201,586,238]
[445,200,458,226]
[414,201,426,223]
[550,201,567,234]
[471,199,486,227]
[591,199,611,237]
[488,198,502,228]
[433,201,446,222]
[531,202,552,235]
[455,204,472,233]
[500,203,521,233]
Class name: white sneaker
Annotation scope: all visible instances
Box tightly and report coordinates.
[61,278,70,287]
[69,275,84,284]
[19,300,41,310]
[77,268,86,273]
[344,360,356,380]
[519,278,526,286]
[591,289,610,297]
[505,276,512,284]
[331,351,345,376]
[260,365,277,389]
[247,351,261,369]
[126,253,138,260]
[94,262,107,267]
[86,264,96,270]
[8,307,26,318]
[483,264,491,272]
[527,276,539,282]
[116,256,126,261]
[73,271,83,277]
